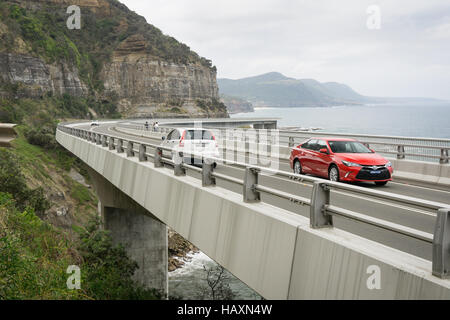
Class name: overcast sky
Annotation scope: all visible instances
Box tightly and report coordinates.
[120,0,450,100]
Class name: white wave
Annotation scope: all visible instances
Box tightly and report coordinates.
[169,251,215,277]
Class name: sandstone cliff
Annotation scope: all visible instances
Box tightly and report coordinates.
[0,0,227,118]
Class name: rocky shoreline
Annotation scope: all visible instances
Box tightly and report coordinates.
[168,229,199,272]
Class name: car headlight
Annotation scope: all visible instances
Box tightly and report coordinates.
[342,161,361,167]
[385,161,392,168]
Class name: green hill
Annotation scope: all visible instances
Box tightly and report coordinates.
[218,72,369,108]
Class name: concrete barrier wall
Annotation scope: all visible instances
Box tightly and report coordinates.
[391,159,450,188]
[56,129,450,299]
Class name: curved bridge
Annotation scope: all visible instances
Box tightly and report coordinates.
[56,120,450,299]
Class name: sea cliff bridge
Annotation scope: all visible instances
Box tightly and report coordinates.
[55,118,450,299]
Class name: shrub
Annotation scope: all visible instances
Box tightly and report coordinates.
[23,112,58,149]
[0,150,50,215]
[0,195,160,300]
[76,218,161,300]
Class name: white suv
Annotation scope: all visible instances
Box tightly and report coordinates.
[161,128,220,165]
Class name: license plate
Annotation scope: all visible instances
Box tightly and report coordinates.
[370,170,381,174]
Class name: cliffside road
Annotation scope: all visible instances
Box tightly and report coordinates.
[84,122,449,260]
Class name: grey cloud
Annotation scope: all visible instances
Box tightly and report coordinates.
[120,0,450,99]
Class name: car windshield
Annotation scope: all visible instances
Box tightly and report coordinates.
[328,141,372,153]
[184,130,213,140]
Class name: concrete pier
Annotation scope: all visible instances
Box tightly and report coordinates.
[90,168,168,298]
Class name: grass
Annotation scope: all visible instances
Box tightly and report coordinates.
[0,194,84,299]
[70,183,94,204]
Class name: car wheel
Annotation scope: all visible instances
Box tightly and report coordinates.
[329,165,340,182]
[293,160,302,174]
[375,181,388,186]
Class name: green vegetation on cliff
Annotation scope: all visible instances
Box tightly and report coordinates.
[0,192,160,299]
[0,144,160,300]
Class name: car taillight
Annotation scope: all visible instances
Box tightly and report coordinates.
[179,131,186,147]
[212,135,218,147]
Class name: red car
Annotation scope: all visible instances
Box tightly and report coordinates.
[289,137,393,185]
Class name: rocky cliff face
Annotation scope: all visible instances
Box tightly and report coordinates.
[0,0,226,118]
[0,52,88,98]
[220,94,254,114]
[101,35,221,117]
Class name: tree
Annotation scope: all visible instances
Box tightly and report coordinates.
[201,265,235,300]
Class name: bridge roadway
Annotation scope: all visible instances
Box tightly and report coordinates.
[85,122,450,261]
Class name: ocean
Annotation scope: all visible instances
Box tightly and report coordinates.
[231,102,450,139]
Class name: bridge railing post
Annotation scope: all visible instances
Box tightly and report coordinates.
[96,134,102,145]
[289,137,294,148]
[440,149,449,164]
[397,145,406,159]
[432,208,450,279]
[310,182,333,228]
[174,152,185,176]
[126,141,134,157]
[117,139,124,153]
[109,137,115,150]
[154,147,163,168]
[202,158,216,187]
[102,135,107,147]
[243,167,261,203]
[139,144,147,162]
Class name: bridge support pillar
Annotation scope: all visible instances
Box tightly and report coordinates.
[89,168,168,298]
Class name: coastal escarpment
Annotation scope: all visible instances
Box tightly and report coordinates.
[0,0,227,118]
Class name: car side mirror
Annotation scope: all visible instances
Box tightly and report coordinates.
[162,136,166,141]
[370,148,375,153]
[319,148,329,154]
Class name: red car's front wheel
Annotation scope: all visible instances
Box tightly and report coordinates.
[329,165,340,182]
[293,160,302,175]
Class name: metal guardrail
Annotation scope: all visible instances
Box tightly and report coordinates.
[58,124,450,279]
[117,123,450,163]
